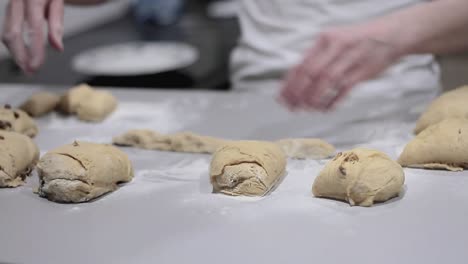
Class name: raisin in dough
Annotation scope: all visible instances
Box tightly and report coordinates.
[399,118,468,171]
[312,148,405,207]
[210,141,287,196]
[0,131,39,187]
[37,141,134,203]
[19,91,60,117]
[276,138,335,159]
[113,130,229,153]
[415,85,468,134]
[59,84,117,122]
[0,105,38,137]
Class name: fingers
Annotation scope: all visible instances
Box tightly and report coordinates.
[280,35,341,109]
[303,36,345,80]
[323,56,386,110]
[279,38,326,108]
[281,66,313,109]
[47,0,64,51]
[323,69,368,110]
[1,0,28,72]
[279,66,303,111]
[1,0,60,74]
[25,0,47,72]
[306,42,369,108]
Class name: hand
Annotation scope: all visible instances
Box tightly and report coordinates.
[2,0,64,73]
[279,24,402,111]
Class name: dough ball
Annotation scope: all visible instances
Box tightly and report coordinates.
[0,104,38,137]
[37,141,134,203]
[113,130,228,154]
[276,138,335,159]
[0,131,39,187]
[399,118,468,171]
[210,141,287,196]
[312,148,405,207]
[415,85,468,134]
[59,84,118,122]
[19,91,60,117]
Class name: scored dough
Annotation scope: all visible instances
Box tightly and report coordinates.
[113,129,229,153]
[19,91,60,117]
[0,131,40,187]
[414,85,468,134]
[312,148,405,207]
[113,129,335,160]
[276,138,335,159]
[0,105,38,137]
[59,84,118,122]
[210,141,287,196]
[37,141,134,203]
[399,118,468,171]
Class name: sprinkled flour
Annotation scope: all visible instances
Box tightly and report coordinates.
[41,100,202,134]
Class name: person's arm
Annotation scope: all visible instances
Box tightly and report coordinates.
[1,0,107,74]
[280,0,468,111]
[375,0,468,55]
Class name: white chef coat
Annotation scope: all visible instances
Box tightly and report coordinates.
[230,0,440,101]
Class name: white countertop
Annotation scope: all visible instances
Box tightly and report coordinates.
[0,84,467,264]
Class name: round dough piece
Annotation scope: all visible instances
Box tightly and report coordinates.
[0,105,38,137]
[399,118,468,171]
[0,131,39,187]
[59,84,118,122]
[37,141,134,203]
[276,138,335,159]
[312,148,405,207]
[113,130,229,153]
[210,141,287,196]
[19,91,60,117]
[415,85,468,134]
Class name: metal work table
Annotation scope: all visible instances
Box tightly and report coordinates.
[0,84,467,264]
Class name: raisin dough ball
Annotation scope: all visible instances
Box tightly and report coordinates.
[37,141,134,203]
[0,104,38,137]
[210,141,287,196]
[0,131,39,187]
[313,148,405,207]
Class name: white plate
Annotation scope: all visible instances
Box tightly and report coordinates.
[72,41,199,76]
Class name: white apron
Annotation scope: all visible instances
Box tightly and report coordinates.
[230,0,440,102]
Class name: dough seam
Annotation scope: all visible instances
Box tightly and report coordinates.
[409,163,463,171]
[41,177,90,187]
[55,152,89,171]
[213,161,269,190]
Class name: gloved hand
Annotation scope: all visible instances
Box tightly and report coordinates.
[1,0,64,73]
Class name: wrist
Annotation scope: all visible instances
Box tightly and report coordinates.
[363,17,416,57]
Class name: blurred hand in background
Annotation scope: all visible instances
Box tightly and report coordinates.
[1,0,65,73]
[280,24,401,112]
